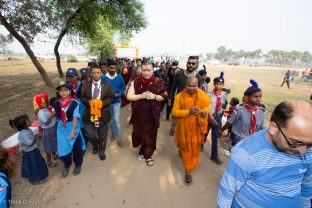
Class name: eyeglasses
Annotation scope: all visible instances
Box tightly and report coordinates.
[276,123,312,149]
[187,62,197,66]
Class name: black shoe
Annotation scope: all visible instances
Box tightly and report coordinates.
[185,174,193,184]
[99,152,106,161]
[73,166,81,176]
[210,156,223,165]
[62,167,70,177]
[92,147,99,154]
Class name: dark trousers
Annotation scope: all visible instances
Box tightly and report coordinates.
[231,133,242,146]
[208,113,222,158]
[84,122,108,153]
[81,128,87,147]
[61,134,84,168]
[166,97,175,120]
[281,79,290,88]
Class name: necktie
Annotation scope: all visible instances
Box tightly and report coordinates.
[93,82,99,99]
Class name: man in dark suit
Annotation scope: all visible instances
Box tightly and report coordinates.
[81,64,113,160]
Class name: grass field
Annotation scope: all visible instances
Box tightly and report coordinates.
[0,59,311,141]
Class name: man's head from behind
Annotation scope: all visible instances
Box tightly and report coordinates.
[268,101,312,155]
[185,77,198,95]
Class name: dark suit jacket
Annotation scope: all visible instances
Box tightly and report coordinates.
[81,79,113,124]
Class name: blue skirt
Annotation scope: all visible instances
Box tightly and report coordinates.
[21,148,48,182]
[42,124,57,153]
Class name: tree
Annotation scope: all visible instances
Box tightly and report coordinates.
[0,1,54,87]
[0,33,7,54]
[206,52,215,60]
[215,46,228,62]
[302,51,312,65]
[84,17,115,59]
[52,0,147,77]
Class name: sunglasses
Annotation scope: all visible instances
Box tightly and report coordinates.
[276,123,312,149]
[187,62,197,66]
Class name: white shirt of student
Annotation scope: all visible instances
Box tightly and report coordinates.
[91,79,101,99]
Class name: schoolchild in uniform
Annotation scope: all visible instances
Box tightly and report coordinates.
[221,79,266,146]
[53,82,86,177]
[33,93,58,167]
[66,68,86,145]
[0,146,17,208]
[224,97,240,137]
[80,68,89,83]
[9,115,48,184]
[207,72,228,165]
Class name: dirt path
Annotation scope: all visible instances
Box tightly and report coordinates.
[11,105,227,208]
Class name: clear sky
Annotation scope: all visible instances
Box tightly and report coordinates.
[2,0,312,56]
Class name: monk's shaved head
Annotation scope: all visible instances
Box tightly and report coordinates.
[185,77,198,95]
[186,77,198,85]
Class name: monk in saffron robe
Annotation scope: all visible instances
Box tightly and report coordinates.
[127,62,168,167]
[172,77,211,184]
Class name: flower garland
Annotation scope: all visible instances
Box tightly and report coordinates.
[90,99,103,127]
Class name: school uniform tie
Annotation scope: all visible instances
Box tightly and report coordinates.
[93,82,99,99]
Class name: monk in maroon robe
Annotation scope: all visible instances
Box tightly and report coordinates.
[127,62,168,166]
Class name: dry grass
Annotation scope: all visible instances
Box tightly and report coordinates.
[203,63,311,118]
[0,59,87,141]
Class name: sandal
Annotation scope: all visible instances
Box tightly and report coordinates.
[185,174,192,184]
[146,158,154,167]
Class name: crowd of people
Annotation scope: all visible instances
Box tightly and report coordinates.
[0,56,311,208]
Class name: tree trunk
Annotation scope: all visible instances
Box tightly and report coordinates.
[53,0,97,77]
[54,28,67,78]
[0,14,54,88]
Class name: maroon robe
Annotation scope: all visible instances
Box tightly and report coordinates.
[130,78,168,158]
[120,68,132,107]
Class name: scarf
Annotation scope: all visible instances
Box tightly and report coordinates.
[59,97,73,127]
[174,89,211,150]
[244,104,258,134]
[138,74,155,87]
[33,92,52,118]
[213,89,222,114]
[70,81,79,99]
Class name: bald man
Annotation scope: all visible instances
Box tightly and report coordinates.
[218,101,312,208]
[172,77,211,184]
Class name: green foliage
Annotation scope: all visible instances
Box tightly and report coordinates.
[0,0,53,43]
[67,54,78,62]
[0,33,7,54]
[52,0,147,46]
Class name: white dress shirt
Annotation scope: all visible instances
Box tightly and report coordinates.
[91,79,102,99]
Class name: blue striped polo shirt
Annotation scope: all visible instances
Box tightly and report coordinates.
[218,129,312,208]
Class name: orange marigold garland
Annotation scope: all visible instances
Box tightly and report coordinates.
[90,99,103,127]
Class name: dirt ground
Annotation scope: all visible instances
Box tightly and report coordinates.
[0,59,311,208]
